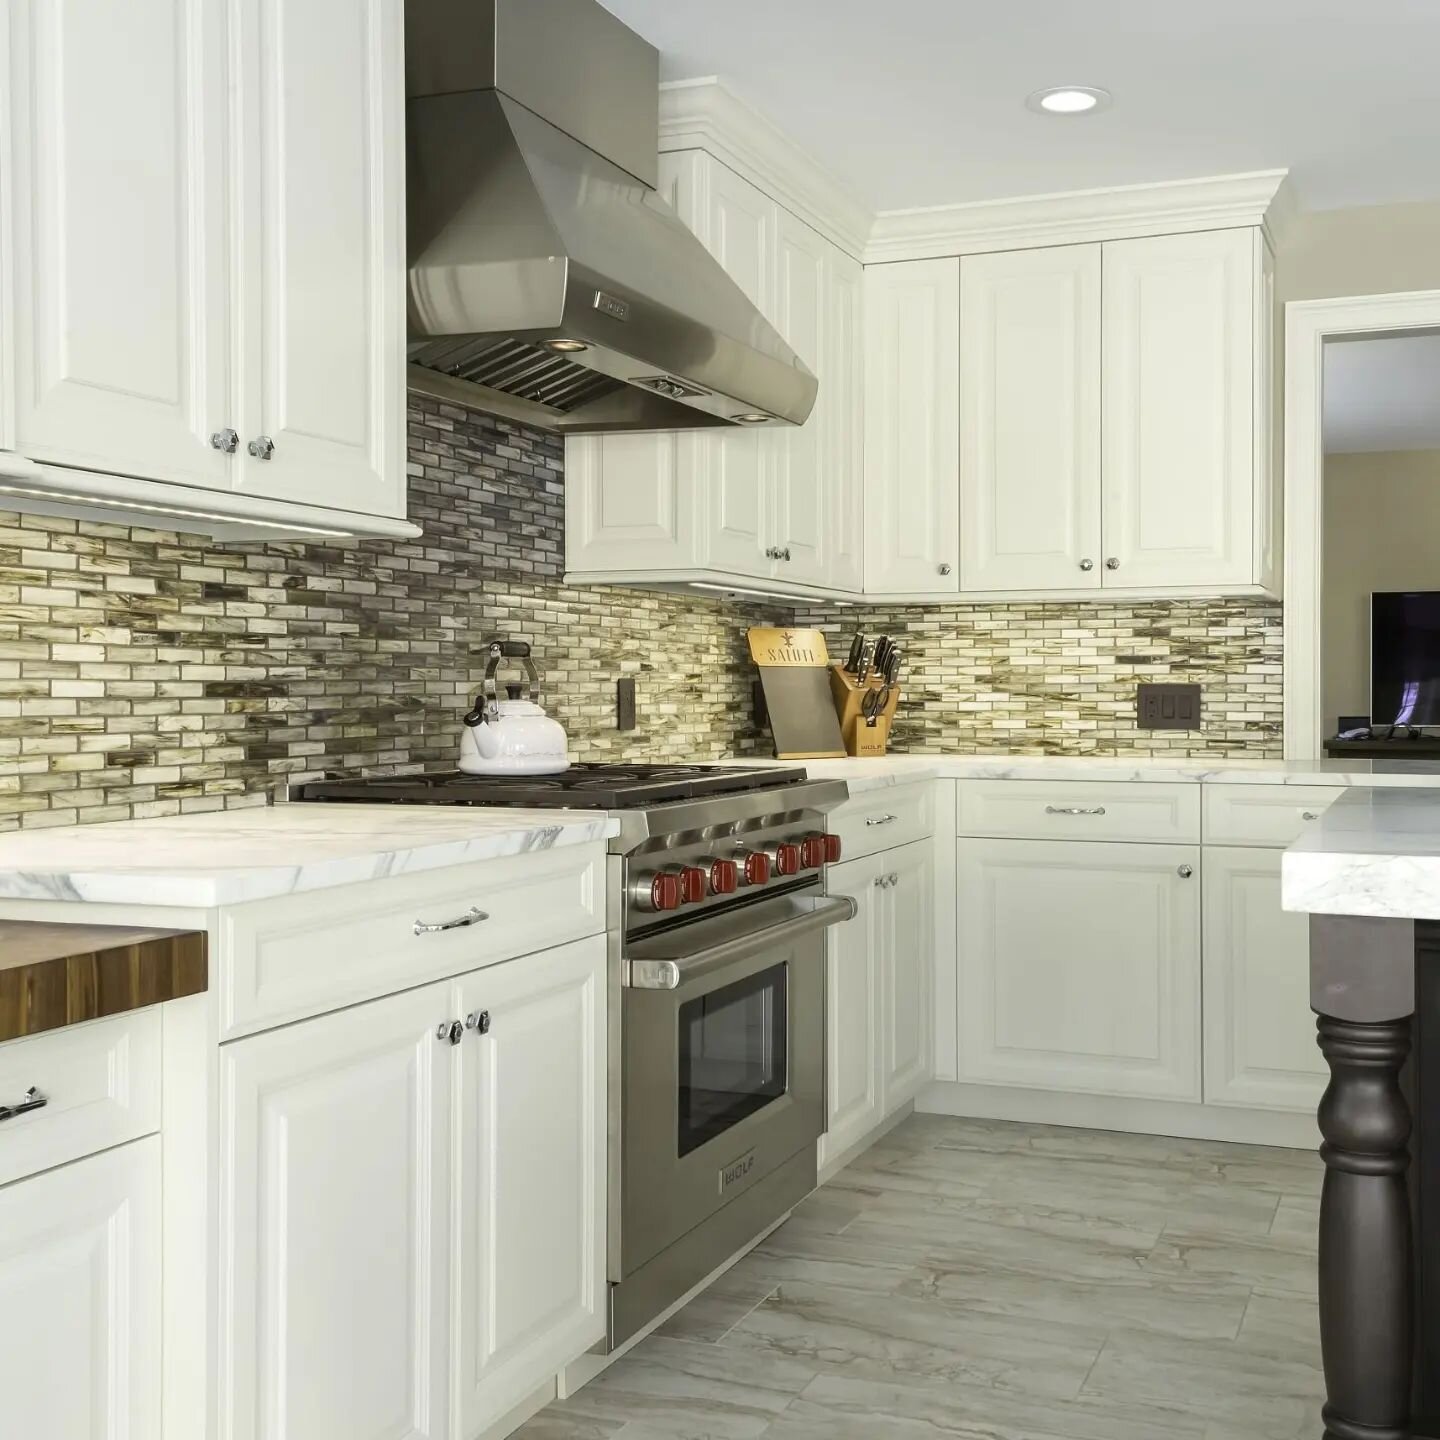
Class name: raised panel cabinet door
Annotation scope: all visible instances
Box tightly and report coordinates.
[232,0,406,518]
[0,1138,160,1440]
[4,0,230,487]
[1202,846,1328,1112]
[564,432,697,571]
[699,158,776,578]
[863,259,961,594]
[956,838,1202,1100]
[220,982,452,1440]
[452,935,606,1437]
[824,248,866,594]
[769,211,828,584]
[817,851,885,1169]
[959,245,1103,592]
[881,840,934,1111]
[1101,228,1257,589]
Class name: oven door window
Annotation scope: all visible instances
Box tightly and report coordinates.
[677,962,788,1158]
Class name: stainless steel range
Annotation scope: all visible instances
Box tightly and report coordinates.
[292,763,854,1350]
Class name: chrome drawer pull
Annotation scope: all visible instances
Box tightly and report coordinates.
[1045,805,1107,817]
[0,1086,47,1123]
[414,906,488,936]
[866,814,898,827]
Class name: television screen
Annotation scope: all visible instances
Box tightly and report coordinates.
[1372,591,1440,728]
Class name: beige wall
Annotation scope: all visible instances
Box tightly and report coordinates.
[1280,200,1440,302]
[1322,449,1440,728]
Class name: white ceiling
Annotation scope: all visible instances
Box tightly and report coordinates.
[602,0,1440,213]
[1324,334,1440,453]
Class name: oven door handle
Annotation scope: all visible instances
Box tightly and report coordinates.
[625,894,858,991]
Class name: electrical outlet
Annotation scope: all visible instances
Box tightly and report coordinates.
[1137,682,1201,731]
[616,677,636,732]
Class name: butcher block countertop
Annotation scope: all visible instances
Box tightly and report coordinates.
[0,921,207,1042]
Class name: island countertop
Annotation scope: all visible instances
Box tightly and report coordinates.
[0,804,619,908]
[1282,785,1440,920]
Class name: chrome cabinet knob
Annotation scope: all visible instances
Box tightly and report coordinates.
[1079,558,1094,572]
[1301,811,1320,821]
[248,435,275,461]
[938,563,952,576]
[1177,865,1194,879]
[436,1020,464,1045]
[465,1010,491,1035]
[781,547,792,562]
[210,428,239,453]
[1105,557,1120,571]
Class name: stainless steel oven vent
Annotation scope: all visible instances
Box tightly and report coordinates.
[408,336,625,413]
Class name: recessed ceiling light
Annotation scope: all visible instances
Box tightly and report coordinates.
[733,412,773,425]
[544,338,589,353]
[1026,86,1112,116]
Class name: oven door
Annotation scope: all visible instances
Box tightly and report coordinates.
[619,891,855,1276]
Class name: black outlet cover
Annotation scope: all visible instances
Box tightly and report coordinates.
[616,677,636,732]
[1137,681,1202,731]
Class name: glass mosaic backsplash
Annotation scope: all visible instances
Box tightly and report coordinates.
[0,395,1282,832]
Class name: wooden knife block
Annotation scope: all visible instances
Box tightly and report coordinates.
[829,664,900,757]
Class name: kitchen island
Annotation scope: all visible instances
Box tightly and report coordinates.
[1283,787,1440,1440]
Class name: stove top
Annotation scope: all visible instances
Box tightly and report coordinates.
[291,762,809,811]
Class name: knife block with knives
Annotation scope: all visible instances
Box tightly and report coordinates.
[830,632,902,757]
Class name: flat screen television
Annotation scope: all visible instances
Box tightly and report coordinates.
[1372,591,1440,728]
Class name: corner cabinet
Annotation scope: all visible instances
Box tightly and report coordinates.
[564,151,865,600]
[0,0,411,540]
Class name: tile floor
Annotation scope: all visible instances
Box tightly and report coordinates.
[515,1113,1324,1440]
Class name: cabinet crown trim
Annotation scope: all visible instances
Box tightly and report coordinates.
[659,79,873,260]
[866,169,1292,264]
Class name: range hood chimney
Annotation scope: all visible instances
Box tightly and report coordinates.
[405,0,818,434]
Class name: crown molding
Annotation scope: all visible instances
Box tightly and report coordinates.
[865,169,1293,264]
[658,78,874,260]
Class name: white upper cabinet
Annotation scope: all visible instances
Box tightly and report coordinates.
[863,258,961,595]
[232,0,406,519]
[565,150,866,599]
[3,0,230,489]
[1101,228,1260,589]
[0,0,409,536]
[959,245,1102,593]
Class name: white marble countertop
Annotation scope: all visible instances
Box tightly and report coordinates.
[1283,787,1440,920]
[0,805,619,908]
[725,754,1440,796]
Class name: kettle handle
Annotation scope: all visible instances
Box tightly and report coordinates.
[476,638,543,720]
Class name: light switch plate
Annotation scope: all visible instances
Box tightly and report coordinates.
[1137,682,1201,731]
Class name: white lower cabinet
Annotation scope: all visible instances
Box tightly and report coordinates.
[1202,846,1328,1111]
[820,839,933,1167]
[219,934,607,1440]
[451,938,606,1438]
[0,1136,161,1440]
[956,838,1201,1101]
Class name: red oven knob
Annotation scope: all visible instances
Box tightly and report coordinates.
[770,841,801,878]
[739,851,771,887]
[824,833,842,863]
[708,858,739,895]
[678,865,708,905]
[799,834,827,870]
[638,869,682,912]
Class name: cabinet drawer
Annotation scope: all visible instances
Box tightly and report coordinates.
[218,842,606,1040]
[0,1010,161,1186]
[955,779,1199,843]
[829,784,934,861]
[1202,785,1346,848]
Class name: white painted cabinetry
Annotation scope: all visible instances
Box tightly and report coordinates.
[956,837,1202,1101]
[0,0,409,537]
[880,838,934,1108]
[565,152,865,599]
[959,245,1102,592]
[862,258,961,594]
[0,1137,162,1440]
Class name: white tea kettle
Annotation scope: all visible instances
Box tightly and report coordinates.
[459,639,571,776]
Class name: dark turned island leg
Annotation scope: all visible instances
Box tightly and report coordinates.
[1311,914,1416,1440]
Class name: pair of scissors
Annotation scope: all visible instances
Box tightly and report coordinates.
[861,680,891,727]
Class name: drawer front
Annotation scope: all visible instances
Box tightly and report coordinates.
[829,784,935,861]
[1202,785,1346,848]
[955,779,1200,843]
[219,842,606,1040]
[0,1010,161,1186]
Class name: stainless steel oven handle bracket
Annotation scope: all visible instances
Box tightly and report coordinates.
[625,895,858,991]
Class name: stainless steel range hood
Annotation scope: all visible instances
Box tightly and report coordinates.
[405,0,817,434]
